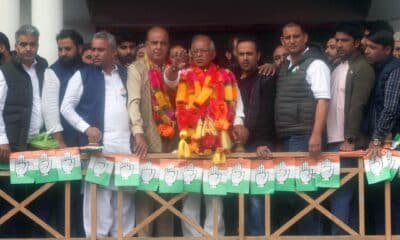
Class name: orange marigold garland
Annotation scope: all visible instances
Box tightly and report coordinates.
[148,63,176,139]
[176,63,238,163]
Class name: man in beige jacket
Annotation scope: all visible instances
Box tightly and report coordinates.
[127,26,178,236]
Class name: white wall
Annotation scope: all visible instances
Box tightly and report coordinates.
[368,0,400,31]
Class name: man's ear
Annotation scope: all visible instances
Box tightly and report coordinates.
[384,46,393,57]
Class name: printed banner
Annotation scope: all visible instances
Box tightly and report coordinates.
[274,158,296,192]
[85,156,114,187]
[382,149,400,181]
[158,159,184,193]
[364,153,391,184]
[35,151,59,183]
[203,161,228,195]
[138,159,160,191]
[9,151,36,184]
[315,154,340,188]
[226,158,251,194]
[295,158,318,192]
[114,155,140,187]
[182,159,203,193]
[55,148,82,181]
[250,159,275,195]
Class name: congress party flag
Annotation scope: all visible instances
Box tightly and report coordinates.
[138,158,160,191]
[382,149,400,181]
[203,161,228,195]
[182,160,203,193]
[158,159,184,193]
[114,155,140,187]
[295,157,318,192]
[10,151,36,184]
[55,148,82,182]
[226,158,251,194]
[315,154,340,188]
[250,159,275,195]
[364,152,391,184]
[85,155,114,187]
[274,158,296,192]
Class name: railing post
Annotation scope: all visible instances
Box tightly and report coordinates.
[385,181,392,240]
[265,194,271,237]
[64,182,71,240]
[117,188,124,239]
[358,157,365,236]
[213,197,219,239]
[238,194,245,240]
[90,183,97,240]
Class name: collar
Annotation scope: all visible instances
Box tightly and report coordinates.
[101,64,118,75]
[22,58,37,71]
[287,47,309,66]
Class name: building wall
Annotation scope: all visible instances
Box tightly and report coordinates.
[368,0,400,31]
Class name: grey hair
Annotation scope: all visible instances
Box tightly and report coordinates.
[15,24,39,43]
[92,31,117,49]
[394,32,400,41]
[191,34,215,51]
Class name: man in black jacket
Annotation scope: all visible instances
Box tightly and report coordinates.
[235,36,275,235]
[0,25,48,237]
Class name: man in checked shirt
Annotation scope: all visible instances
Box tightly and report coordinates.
[364,28,400,234]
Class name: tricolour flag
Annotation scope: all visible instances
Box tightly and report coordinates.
[158,159,184,193]
[138,158,160,191]
[295,157,318,192]
[55,148,82,181]
[114,154,140,187]
[35,150,59,183]
[226,158,251,194]
[85,155,114,187]
[182,159,203,193]
[382,149,400,181]
[315,154,340,188]
[364,152,391,184]
[203,161,228,195]
[10,151,36,184]
[274,158,296,192]
[250,159,275,195]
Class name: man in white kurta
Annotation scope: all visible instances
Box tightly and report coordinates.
[61,31,134,237]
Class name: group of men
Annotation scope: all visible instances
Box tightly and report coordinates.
[0,19,400,237]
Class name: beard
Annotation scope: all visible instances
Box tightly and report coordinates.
[118,54,135,66]
[60,55,81,66]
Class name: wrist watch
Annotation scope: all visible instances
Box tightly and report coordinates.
[372,138,382,146]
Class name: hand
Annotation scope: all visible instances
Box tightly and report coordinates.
[365,141,383,159]
[0,144,10,161]
[170,49,188,71]
[256,145,272,159]
[308,134,321,160]
[258,63,276,76]
[85,127,102,144]
[339,140,355,152]
[232,125,249,144]
[134,133,148,160]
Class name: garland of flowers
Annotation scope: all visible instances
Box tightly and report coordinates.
[146,56,176,139]
[176,63,238,164]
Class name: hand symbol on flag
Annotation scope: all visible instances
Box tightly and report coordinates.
[275,161,289,184]
[320,159,334,180]
[183,163,196,184]
[120,160,133,180]
[15,155,28,177]
[93,158,106,177]
[141,161,155,184]
[255,165,268,187]
[208,166,221,188]
[370,156,383,176]
[62,152,74,174]
[39,154,51,176]
[165,164,177,186]
[231,164,244,186]
[299,162,313,184]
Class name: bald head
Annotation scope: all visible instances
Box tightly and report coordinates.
[146,26,169,42]
[191,34,216,68]
[145,26,169,65]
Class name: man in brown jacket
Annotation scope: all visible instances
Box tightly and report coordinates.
[127,26,177,236]
[326,22,375,235]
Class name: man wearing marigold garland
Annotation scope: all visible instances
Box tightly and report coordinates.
[127,26,179,236]
[165,34,247,236]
